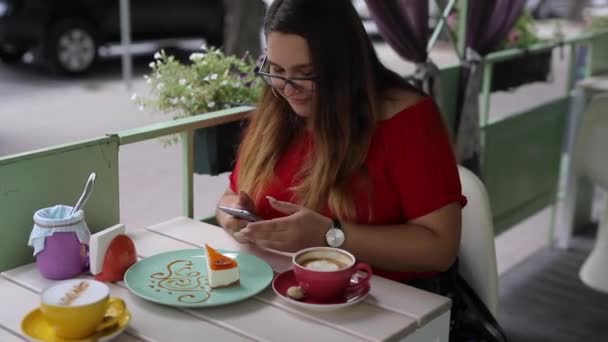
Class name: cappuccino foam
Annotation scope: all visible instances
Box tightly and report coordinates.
[296,250,353,271]
[42,279,108,306]
[301,258,344,271]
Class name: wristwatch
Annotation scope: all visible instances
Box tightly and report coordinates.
[325,218,345,248]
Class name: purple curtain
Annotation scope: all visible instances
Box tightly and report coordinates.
[364,0,526,175]
[456,0,526,176]
[365,0,429,64]
[365,1,440,96]
[467,0,527,55]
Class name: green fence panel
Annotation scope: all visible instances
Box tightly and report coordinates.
[589,34,608,76]
[438,64,461,136]
[0,137,120,272]
[483,97,569,234]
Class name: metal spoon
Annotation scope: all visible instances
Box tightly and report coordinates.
[69,172,96,216]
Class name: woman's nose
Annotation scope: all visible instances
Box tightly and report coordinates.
[282,82,299,96]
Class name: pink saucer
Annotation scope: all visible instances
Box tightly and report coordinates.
[272,270,370,311]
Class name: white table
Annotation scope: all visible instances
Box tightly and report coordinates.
[0,217,451,341]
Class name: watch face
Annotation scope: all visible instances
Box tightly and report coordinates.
[326,228,345,247]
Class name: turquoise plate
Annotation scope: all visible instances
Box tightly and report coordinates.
[124,249,273,308]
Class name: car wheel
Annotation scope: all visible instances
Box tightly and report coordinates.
[45,19,98,75]
[0,50,24,64]
[205,33,223,50]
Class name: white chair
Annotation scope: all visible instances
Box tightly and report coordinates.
[457,165,499,316]
[573,94,608,293]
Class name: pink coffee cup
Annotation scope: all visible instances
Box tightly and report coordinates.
[292,247,372,302]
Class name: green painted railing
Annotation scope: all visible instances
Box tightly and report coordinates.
[477,28,608,236]
[116,106,253,217]
[588,32,608,76]
[0,108,251,272]
[483,98,568,234]
[0,136,120,272]
[437,64,461,134]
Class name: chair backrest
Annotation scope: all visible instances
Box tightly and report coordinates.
[457,165,499,316]
[574,94,608,189]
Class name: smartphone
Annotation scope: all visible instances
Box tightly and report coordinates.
[217,205,262,222]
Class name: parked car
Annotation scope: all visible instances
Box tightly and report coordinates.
[0,0,224,74]
[584,0,608,19]
[526,0,593,20]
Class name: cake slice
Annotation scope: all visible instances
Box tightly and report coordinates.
[204,244,240,288]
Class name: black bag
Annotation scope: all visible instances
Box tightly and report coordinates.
[407,261,508,342]
[441,268,508,342]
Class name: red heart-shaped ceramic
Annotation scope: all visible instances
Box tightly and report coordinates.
[95,235,137,282]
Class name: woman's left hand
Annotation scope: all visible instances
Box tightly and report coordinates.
[239,196,332,252]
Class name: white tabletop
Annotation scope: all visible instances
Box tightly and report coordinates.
[0,217,450,342]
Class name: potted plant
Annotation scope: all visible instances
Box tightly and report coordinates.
[135,47,263,175]
[489,11,553,92]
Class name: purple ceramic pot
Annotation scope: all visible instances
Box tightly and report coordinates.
[36,232,88,280]
[28,205,91,280]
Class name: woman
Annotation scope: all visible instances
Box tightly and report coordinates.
[216,0,466,283]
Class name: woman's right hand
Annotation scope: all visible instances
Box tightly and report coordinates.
[217,190,256,244]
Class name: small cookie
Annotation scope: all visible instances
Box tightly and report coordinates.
[286,286,305,300]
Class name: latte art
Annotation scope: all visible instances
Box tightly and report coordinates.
[301,258,347,271]
[42,279,108,306]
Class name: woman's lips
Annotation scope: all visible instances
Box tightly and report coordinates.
[288,98,309,105]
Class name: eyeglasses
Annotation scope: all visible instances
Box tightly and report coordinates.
[255,56,317,93]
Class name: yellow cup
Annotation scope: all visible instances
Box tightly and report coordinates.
[40,279,126,339]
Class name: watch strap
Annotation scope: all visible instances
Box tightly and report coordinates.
[332,218,342,230]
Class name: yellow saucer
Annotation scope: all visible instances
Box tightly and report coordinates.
[21,305,131,342]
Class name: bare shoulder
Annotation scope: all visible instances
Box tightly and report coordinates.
[379,88,427,121]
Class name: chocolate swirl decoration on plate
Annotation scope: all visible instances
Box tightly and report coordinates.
[149,259,213,304]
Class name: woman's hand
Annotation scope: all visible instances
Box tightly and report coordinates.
[217,191,256,244]
[239,196,332,252]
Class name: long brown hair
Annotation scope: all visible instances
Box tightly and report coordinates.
[237,0,418,219]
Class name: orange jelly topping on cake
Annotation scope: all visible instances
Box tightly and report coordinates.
[205,244,238,270]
